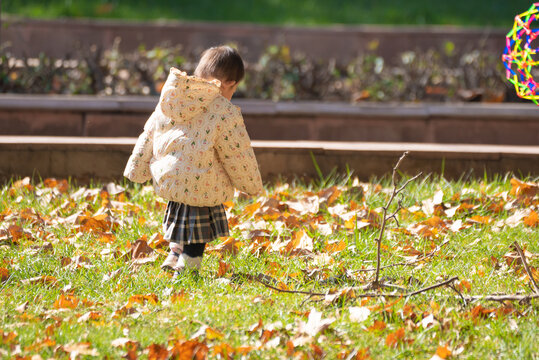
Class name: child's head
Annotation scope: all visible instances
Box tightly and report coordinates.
[194,46,244,100]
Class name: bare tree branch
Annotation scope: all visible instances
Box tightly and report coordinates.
[512,241,539,294]
[372,151,422,288]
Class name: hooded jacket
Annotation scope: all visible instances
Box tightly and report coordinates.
[123,68,263,206]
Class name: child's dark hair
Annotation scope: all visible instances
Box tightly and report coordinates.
[194,46,245,83]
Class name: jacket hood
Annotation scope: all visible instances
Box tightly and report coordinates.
[158,67,222,123]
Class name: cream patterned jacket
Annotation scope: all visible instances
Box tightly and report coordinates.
[124,68,263,206]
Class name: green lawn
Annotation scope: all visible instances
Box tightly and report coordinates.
[0,172,538,358]
[3,0,535,27]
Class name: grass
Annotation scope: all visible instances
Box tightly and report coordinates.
[0,174,538,358]
[2,0,535,27]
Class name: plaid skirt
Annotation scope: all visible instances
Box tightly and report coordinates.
[162,201,229,245]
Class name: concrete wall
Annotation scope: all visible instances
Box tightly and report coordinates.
[1,95,538,145]
[0,137,537,183]
[2,18,505,63]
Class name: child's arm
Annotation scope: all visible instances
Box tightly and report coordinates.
[215,109,264,196]
[123,113,156,183]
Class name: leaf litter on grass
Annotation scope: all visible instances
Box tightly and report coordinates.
[0,176,538,358]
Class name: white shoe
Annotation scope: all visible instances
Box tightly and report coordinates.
[174,253,203,272]
[161,251,180,272]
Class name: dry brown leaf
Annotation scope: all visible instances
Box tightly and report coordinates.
[385,327,405,348]
[61,342,99,357]
[146,343,169,360]
[127,293,159,308]
[510,178,538,199]
[111,337,139,348]
[170,339,209,360]
[325,240,347,254]
[217,260,232,277]
[285,230,314,255]
[318,186,341,205]
[206,237,243,256]
[298,309,335,337]
[78,311,102,323]
[170,290,188,304]
[130,239,154,259]
[523,210,538,227]
[367,320,387,332]
[21,275,57,286]
[0,267,8,282]
[435,345,452,359]
[54,294,80,309]
[15,301,28,313]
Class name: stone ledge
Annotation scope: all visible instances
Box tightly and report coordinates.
[1,95,538,119]
[0,136,537,182]
[1,95,538,145]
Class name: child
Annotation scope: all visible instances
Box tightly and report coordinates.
[124,45,263,277]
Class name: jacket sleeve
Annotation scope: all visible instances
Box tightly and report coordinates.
[215,108,264,196]
[123,113,155,183]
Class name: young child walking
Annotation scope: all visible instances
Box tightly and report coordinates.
[124,46,263,276]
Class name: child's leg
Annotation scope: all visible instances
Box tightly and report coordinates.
[175,243,206,271]
[161,242,183,271]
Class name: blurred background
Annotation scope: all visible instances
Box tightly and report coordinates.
[0,1,535,103]
[3,0,533,26]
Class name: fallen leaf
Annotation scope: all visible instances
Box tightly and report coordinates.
[21,275,57,285]
[61,342,99,357]
[0,267,8,282]
[54,294,79,309]
[130,239,154,259]
[385,327,405,348]
[15,301,28,313]
[349,307,371,322]
[77,311,102,323]
[111,337,139,348]
[523,210,538,227]
[217,260,232,277]
[299,309,335,337]
[146,343,169,360]
[435,345,452,359]
[368,320,387,332]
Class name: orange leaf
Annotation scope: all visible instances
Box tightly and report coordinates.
[457,279,472,292]
[170,290,187,304]
[147,343,169,360]
[468,215,491,225]
[206,237,243,256]
[54,294,79,309]
[367,320,386,332]
[0,267,8,282]
[205,326,224,340]
[435,345,452,359]
[524,210,538,227]
[170,339,209,360]
[325,240,347,254]
[385,327,405,348]
[217,260,231,277]
[510,178,538,198]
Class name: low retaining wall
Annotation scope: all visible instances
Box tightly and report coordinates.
[0,95,538,145]
[2,18,505,63]
[1,136,537,182]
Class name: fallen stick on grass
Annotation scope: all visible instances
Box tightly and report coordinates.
[512,241,539,294]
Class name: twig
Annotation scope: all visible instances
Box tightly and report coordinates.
[463,294,539,302]
[353,239,450,273]
[242,272,459,300]
[373,151,422,287]
[447,283,468,306]
[238,273,325,296]
[512,241,539,294]
[406,276,459,296]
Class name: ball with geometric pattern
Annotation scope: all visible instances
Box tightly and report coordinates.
[502,2,539,105]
